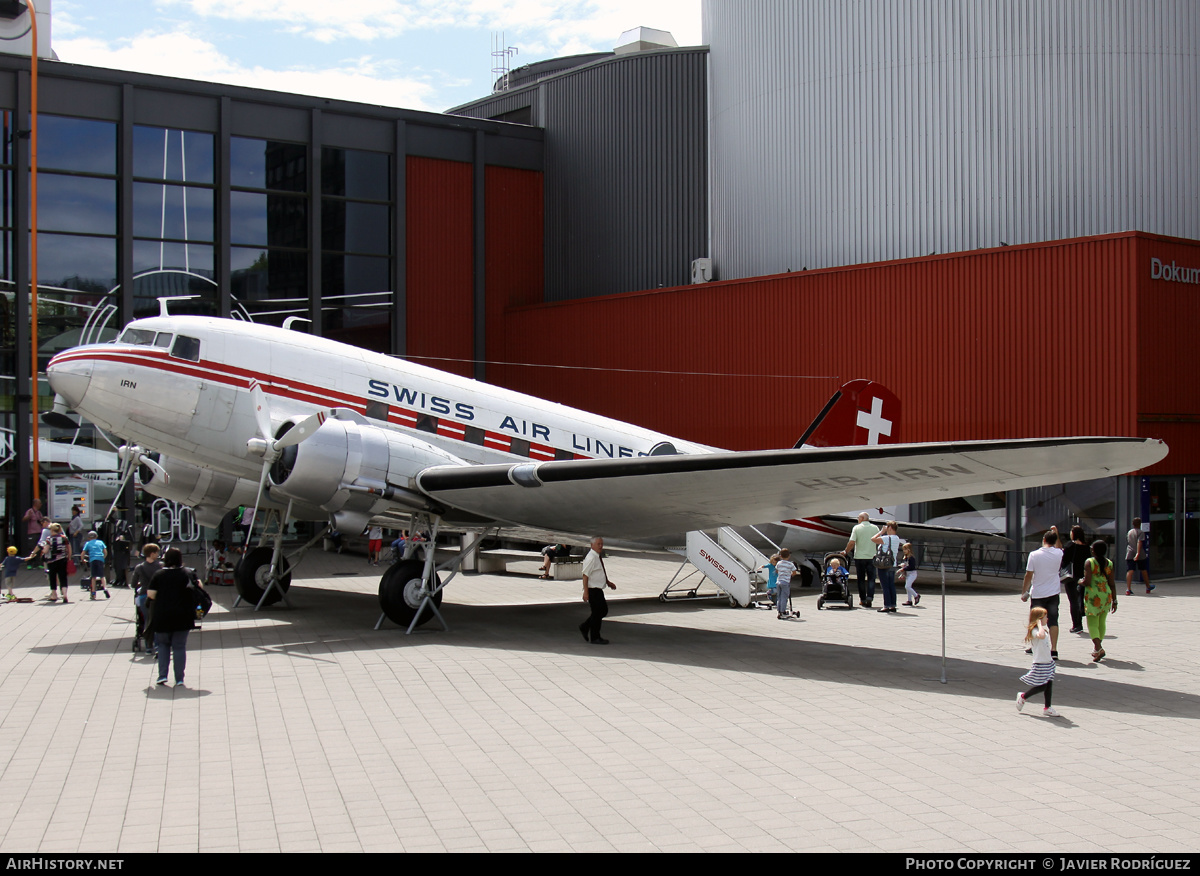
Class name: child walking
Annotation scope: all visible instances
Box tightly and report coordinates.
[1016,606,1059,717]
[900,543,920,606]
[4,546,24,600]
[761,554,780,601]
[775,549,797,619]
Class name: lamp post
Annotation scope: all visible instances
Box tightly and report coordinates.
[22,1,39,499]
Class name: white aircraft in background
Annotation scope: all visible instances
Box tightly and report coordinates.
[35,439,123,502]
[46,309,1167,629]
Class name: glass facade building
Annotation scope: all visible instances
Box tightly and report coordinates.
[0,55,543,549]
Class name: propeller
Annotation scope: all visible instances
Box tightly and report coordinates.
[104,444,170,522]
[245,382,335,539]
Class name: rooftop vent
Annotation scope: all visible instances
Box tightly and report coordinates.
[614,27,678,55]
[0,0,53,59]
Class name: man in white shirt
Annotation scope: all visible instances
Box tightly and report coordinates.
[1021,527,1064,657]
[579,537,616,645]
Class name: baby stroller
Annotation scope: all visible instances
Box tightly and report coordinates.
[816,551,855,610]
[133,593,153,654]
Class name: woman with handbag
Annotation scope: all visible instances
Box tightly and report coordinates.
[870,521,902,613]
[147,547,201,686]
[36,523,72,604]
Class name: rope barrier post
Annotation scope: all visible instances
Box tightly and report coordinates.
[940,562,947,684]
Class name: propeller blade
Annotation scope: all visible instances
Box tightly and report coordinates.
[273,410,331,450]
[250,381,273,442]
[247,457,270,548]
[137,454,170,485]
[103,445,140,522]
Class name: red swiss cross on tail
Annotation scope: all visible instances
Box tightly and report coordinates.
[794,379,901,448]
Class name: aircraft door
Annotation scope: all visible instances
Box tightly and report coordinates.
[194,381,234,432]
[190,331,232,432]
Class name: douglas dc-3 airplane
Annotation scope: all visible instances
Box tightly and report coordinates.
[46,309,1168,630]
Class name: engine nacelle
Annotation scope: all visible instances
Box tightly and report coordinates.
[137,453,321,527]
[268,418,467,513]
[138,452,242,507]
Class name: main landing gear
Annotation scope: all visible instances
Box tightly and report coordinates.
[232,504,486,634]
[234,545,292,607]
[378,559,443,629]
[233,502,325,611]
[375,516,494,634]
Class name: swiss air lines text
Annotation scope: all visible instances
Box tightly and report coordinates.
[366,379,642,458]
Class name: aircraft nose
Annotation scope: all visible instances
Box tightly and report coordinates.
[46,354,93,410]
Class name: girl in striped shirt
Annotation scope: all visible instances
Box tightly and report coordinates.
[1016,607,1059,717]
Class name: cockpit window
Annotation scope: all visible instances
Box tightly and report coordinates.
[119,328,156,346]
[153,332,173,348]
[170,335,201,362]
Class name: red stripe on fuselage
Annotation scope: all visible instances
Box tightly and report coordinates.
[58,346,595,464]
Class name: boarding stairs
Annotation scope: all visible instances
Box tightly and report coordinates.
[660,526,773,607]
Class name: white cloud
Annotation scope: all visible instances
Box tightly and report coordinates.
[55,29,441,110]
[161,0,702,52]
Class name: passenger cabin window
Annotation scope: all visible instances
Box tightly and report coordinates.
[171,335,201,362]
[119,328,156,346]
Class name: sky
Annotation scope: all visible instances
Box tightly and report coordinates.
[49,0,703,113]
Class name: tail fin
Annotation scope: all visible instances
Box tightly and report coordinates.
[794,379,901,448]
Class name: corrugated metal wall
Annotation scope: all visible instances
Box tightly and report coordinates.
[453,88,540,125]
[485,165,544,372]
[487,232,1196,474]
[1137,235,1200,474]
[406,156,475,377]
[705,0,1200,280]
[542,49,709,300]
[452,48,710,302]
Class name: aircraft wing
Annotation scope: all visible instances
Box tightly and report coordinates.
[816,514,1012,544]
[416,437,1166,540]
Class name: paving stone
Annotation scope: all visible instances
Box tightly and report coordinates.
[0,551,1195,852]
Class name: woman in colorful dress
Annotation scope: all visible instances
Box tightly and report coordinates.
[1083,539,1117,662]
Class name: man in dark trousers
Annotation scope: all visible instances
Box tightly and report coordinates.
[579,536,616,645]
[1125,517,1154,595]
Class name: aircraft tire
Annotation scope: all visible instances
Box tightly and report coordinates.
[235,546,291,607]
[378,559,442,628]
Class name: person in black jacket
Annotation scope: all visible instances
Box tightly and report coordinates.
[130,543,163,655]
[1061,525,1090,634]
[147,547,200,686]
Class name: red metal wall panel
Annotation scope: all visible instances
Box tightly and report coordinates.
[1135,235,1200,475]
[406,156,474,377]
[486,233,1195,474]
[484,165,544,378]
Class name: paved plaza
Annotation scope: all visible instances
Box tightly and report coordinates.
[0,546,1196,853]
